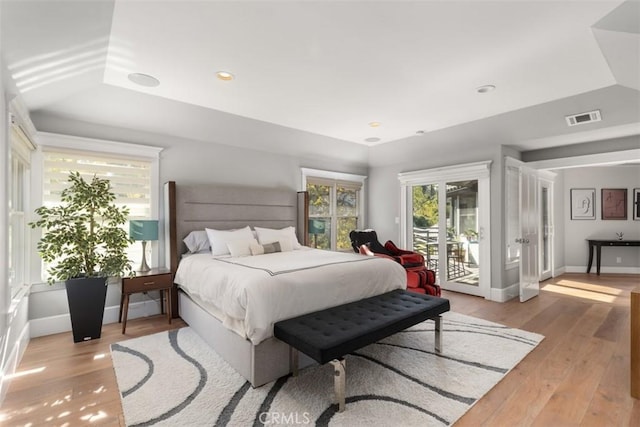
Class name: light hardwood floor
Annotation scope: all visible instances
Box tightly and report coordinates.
[1,273,639,426]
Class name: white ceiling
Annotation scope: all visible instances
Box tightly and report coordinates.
[2,0,639,151]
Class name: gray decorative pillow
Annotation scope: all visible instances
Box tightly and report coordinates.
[262,241,282,254]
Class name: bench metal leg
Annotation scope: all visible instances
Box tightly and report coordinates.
[435,315,442,353]
[289,346,299,377]
[330,359,346,412]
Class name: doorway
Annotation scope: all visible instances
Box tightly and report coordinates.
[399,161,491,298]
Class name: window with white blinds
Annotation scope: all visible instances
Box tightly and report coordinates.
[42,149,152,218]
[40,148,153,281]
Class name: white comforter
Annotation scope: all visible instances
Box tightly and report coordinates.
[174,248,406,345]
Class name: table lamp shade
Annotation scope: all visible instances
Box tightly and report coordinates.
[129,220,158,241]
[129,220,158,272]
[308,219,326,234]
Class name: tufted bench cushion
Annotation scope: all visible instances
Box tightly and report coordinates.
[274,289,450,365]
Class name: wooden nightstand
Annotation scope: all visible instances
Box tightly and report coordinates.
[120,268,173,334]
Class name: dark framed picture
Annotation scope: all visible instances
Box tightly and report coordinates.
[634,188,640,220]
[570,188,595,220]
[601,188,627,220]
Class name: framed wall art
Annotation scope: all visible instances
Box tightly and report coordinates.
[601,188,627,220]
[634,188,640,220]
[570,188,595,220]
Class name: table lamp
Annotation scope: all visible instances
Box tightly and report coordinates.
[129,220,158,272]
[308,219,326,248]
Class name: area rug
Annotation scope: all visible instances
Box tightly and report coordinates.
[111,312,543,426]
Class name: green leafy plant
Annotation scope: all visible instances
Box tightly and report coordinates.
[29,171,134,284]
[464,229,479,241]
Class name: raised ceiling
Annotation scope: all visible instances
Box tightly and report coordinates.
[2,0,639,150]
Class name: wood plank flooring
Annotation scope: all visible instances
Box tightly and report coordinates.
[1,273,638,426]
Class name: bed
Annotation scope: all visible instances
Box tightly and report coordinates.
[164,181,406,386]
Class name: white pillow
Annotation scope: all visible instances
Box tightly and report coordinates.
[278,238,293,252]
[254,226,301,249]
[227,238,257,257]
[183,230,210,253]
[250,241,264,256]
[206,226,254,256]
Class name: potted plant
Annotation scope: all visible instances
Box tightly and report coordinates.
[30,171,133,342]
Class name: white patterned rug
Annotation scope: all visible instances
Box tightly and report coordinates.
[111,312,543,426]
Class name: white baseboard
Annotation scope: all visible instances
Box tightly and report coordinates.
[1,321,30,404]
[565,265,640,275]
[490,282,519,302]
[29,299,162,338]
[553,266,566,277]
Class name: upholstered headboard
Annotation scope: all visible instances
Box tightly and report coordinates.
[164,181,308,274]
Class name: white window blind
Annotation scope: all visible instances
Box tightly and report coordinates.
[42,149,152,217]
[40,148,153,281]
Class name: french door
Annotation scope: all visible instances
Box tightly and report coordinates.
[539,178,554,281]
[519,165,539,302]
[399,162,491,298]
[506,157,556,302]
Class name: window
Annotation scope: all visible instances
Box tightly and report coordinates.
[9,122,34,296]
[302,168,366,251]
[33,133,162,283]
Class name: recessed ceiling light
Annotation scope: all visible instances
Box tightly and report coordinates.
[128,73,160,87]
[476,84,496,94]
[415,130,425,135]
[216,71,234,81]
[365,137,381,143]
[368,122,381,128]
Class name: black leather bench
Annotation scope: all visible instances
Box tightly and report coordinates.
[274,289,450,412]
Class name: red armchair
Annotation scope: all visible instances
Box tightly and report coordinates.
[350,230,440,296]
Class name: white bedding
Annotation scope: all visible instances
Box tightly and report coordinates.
[174,248,406,345]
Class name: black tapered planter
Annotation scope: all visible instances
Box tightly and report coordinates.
[65,277,108,343]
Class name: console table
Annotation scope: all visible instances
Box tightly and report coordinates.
[586,239,640,275]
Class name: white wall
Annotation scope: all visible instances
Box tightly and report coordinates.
[562,165,640,273]
[553,170,566,275]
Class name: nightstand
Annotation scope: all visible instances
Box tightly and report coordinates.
[120,268,173,334]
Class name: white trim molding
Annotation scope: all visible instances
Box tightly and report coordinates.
[29,299,163,338]
[565,266,640,275]
[398,160,492,186]
[37,132,163,159]
[300,167,367,190]
[526,148,640,171]
[490,282,520,302]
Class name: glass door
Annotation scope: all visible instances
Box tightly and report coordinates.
[539,179,553,281]
[407,164,490,298]
[444,180,479,288]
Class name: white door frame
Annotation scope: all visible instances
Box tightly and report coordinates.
[399,161,492,299]
[538,173,556,281]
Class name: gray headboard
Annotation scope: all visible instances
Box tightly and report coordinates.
[164,181,308,275]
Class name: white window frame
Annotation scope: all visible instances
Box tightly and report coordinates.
[301,168,367,251]
[29,132,163,287]
[9,118,36,297]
